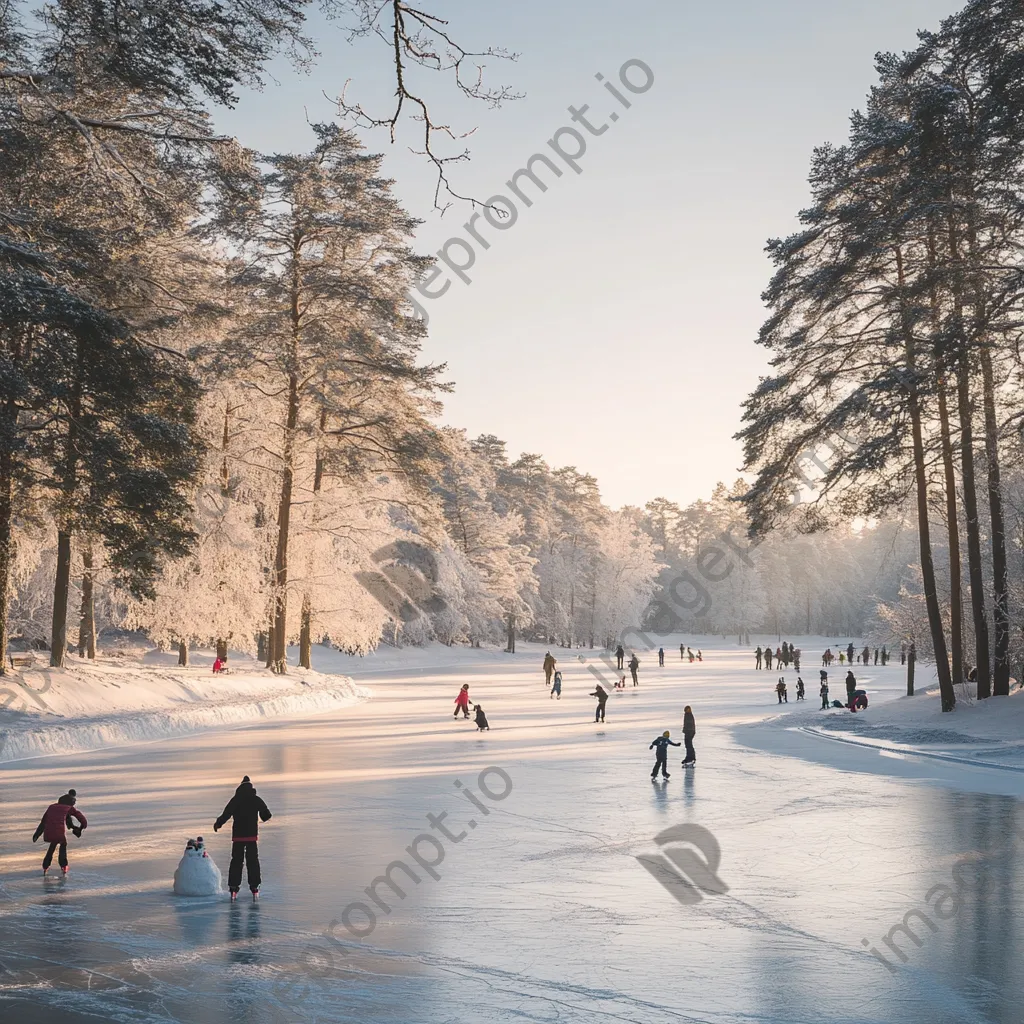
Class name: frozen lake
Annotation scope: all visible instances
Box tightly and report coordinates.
[2,640,1023,1023]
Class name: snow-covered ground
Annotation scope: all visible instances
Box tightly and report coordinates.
[0,644,368,763]
[2,636,1024,1023]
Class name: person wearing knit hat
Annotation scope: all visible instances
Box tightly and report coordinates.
[32,788,87,875]
[214,776,273,899]
[649,731,680,780]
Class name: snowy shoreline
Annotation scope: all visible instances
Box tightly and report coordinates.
[0,650,368,764]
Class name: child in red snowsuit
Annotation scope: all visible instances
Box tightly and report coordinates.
[33,790,87,874]
[453,684,472,719]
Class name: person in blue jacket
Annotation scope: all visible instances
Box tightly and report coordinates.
[649,731,681,779]
[550,670,562,699]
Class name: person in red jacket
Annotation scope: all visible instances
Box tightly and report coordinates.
[32,789,87,875]
[453,683,472,719]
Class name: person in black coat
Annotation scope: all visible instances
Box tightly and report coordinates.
[845,671,857,707]
[214,776,273,898]
[682,706,696,765]
[615,645,625,670]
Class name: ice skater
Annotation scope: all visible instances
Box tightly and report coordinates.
[795,677,805,700]
[550,670,562,699]
[819,673,829,709]
[629,653,640,686]
[658,647,665,667]
[845,670,857,708]
[214,775,272,899]
[474,704,490,730]
[615,645,625,670]
[33,789,87,875]
[543,652,555,687]
[682,706,696,766]
[775,678,788,703]
[590,684,609,722]
[453,683,472,719]
[755,645,763,669]
[687,647,695,662]
[649,731,680,779]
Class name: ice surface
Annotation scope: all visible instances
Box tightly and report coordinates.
[2,637,1023,1023]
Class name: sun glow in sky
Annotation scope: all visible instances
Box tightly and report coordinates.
[216,0,961,510]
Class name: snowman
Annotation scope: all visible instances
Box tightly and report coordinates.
[173,836,222,896]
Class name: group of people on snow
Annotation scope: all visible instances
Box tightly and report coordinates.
[820,643,891,667]
[755,642,801,671]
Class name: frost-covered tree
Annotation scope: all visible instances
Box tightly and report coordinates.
[219,124,446,672]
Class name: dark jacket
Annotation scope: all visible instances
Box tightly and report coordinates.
[650,736,680,757]
[590,686,608,703]
[215,780,272,842]
[683,711,695,737]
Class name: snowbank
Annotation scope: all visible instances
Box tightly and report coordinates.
[0,648,368,763]
[743,663,1024,772]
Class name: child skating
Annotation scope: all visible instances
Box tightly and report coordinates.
[33,789,87,875]
[453,683,472,719]
[550,670,562,699]
[474,704,490,730]
[650,731,680,779]
[820,676,830,709]
[213,775,272,900]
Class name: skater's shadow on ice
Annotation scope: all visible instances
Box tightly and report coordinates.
[228,901,263,963]
[172,898,222,947]
[683,771,695,801]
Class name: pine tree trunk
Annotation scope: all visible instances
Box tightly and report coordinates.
[299,595,312,669]
[256,631,267,663]
[49,529,73,668]
[265,622,275,669]
[0,444,13,677]
[955,356,991,697]
[216,639,228,661]
[937,377,964,687]
[178,640,189,666]
[979,348,1010,696]
[270,372,299,675]
[506,611,515,654]
[298,407,326,675]
[49,399,80,670]
[78,541,96,659]
[898,247,954,710]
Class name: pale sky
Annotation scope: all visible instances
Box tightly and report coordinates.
[214,0,961,510]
